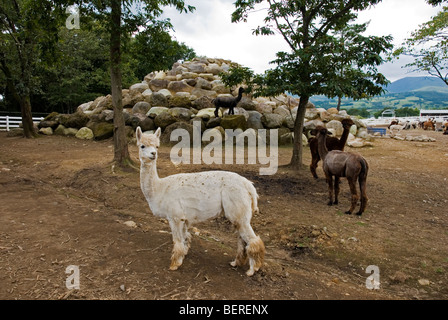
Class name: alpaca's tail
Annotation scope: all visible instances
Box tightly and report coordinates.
[245,179,259,216]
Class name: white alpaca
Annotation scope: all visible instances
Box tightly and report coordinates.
[136,127,265,276]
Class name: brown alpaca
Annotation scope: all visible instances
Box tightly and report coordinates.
[316,126,369,216]
[309,118,355,179]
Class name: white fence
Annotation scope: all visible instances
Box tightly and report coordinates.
[0,116,44,131]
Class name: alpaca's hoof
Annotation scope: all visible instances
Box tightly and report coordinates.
[327,201,333,206]
[356,211,363,216]
[169,265,179,271]
[345,210,352,215]
[334,200,339,205]
[230,260,237,267]
[246,269,255,277]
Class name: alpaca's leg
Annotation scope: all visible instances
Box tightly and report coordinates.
[334,176,340,205]
[245,235,265,276]
[357,177,368,216]
[346,179,359,215]
[310,153,320,179]
[230,236,247,268]
[237,223,265,276]
[326,174,334,206]
[214,106,220,117]
[183,219,192,250]
[168,219,188,271]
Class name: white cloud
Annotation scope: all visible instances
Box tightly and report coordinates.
[163,0,443,81]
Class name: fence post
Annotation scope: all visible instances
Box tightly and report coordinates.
[6,116,9,131]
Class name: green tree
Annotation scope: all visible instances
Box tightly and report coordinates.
[0,0,64,138]
[129,24,196,81]
[396,5,448,85]
[68,0,195,168]
[231,0,392,169]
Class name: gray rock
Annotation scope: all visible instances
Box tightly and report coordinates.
[220,115,247,131]
[75,127,94,140]
[132,101,151,115]
[154,111,177,130]
[246,111,264,129]
[261,113,283,129]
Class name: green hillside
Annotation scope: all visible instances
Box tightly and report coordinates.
[310,77,448,116]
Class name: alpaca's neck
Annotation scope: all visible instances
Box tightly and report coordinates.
[317,134,329,160]
[140,161,160,200]
[236,90,243,102]
[339,126,351,146]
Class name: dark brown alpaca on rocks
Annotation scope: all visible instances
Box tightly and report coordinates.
[309,118,355,179]
[316,126,369,216]
[213,87,244,117]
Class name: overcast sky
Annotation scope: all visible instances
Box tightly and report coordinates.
[162,0,443,82]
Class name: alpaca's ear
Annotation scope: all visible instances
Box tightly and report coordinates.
[155,127,161,138]
[136,126,142,143]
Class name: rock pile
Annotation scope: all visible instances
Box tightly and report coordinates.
[38,57,373,147]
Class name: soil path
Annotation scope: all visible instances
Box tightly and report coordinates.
[1,130,447,300]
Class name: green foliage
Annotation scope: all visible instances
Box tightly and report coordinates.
[219,65,258,93]
[396,4,448,84]
[129,26,196,81]
[344,107,371,118]
[231,0,393,100]
[231,0,393,166]
[1,1,196,114]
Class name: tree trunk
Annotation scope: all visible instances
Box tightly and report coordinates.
[1,55,36,138]
[337,96,342,111]
[110,0,132,168]
[289,96,309,169]
[20,96,37,138]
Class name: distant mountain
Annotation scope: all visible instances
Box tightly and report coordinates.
[310,76,448,111]
[385,76,447,93]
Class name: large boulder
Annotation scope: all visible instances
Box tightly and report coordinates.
[129,113,154,131]
[326,120,344,137]
[148,79,169,92]
[58,112,90,129]
[129,82,149,93]
[122,90,144,108]
[75,127,94,140]
[261,113,283,129]
[148,92,169,107]
[54,124,78,136]
[238,97,256,111]
[186,62,207,73]
[193,96,214,110]
[160,121,194,146]
[220,114,247,131]
[154,111,177,130]
[132,101,151,115]
[197,108,222,118]
[168,95,193,109]
[255,102,274,114]
[86,121,114,140]
[168,107,194,122]
[38,127,53,135]
[167,80,194,93]
[146,106,169,118]
[246,111,264,129]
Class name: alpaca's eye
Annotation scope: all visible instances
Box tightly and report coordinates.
[141,145,145,149]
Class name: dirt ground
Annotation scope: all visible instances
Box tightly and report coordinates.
[1,128,447,301]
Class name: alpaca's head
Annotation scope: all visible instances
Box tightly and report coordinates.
[238,87,245,94]
[316,126,331,138]
[341,118,355,129]
[136,127,161,164]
